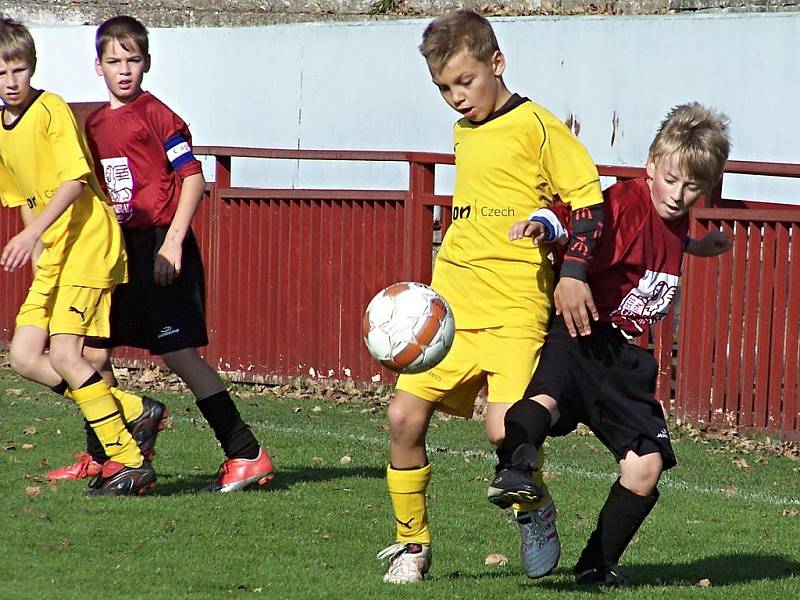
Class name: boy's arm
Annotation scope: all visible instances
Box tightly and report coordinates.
[555,203,604,337]
[153,172,205,285]
[685,230,732,257]
[1,180,84,272]
[20,204,44,271]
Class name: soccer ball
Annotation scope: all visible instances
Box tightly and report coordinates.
[362,282,455,374]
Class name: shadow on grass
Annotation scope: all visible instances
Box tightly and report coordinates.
[149,465,384,495]
[533,553,800,591]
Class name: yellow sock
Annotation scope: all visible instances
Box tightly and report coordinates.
[514,447,551,513]
[71,380,143,468]
[387,463,432,545]
[110,386,144,423]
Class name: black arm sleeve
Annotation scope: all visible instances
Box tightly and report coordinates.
[559,203,604,281]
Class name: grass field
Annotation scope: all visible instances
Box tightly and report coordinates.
[1,367,799,600]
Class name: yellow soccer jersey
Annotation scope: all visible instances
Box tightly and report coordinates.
[432,95,602,329]
[0,90,126,288]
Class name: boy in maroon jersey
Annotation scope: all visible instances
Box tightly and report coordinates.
[49,15,274,492]
[487,102,733,586]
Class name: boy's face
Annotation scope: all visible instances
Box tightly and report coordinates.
[430,49,509,122]
[95,38,149,107]
[0,57,34,114]
[646,154,705,221]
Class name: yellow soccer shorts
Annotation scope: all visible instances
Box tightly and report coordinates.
[395,325,547,417]
[16,270,113,338]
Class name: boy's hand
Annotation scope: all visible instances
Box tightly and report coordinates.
[154,240,183,285]
[687,230,732,257]
[554,276,598,337]
[1,228,40,272]
[509,219,548,244]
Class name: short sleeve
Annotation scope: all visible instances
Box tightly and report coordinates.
[148,101,202,179]
[44,97,92,184]
[539,112,603,210]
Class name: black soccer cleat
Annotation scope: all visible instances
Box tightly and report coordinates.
[87,460,156,496]
[127,396,168,461]
[487,443,544,508]
[575,565,630,588]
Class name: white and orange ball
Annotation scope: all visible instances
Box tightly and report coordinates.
[362,282,455,374]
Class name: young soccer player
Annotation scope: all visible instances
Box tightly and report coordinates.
[0,16,156,496]
[489,102,732,587]
[378,9,605,583]
[48,15,274,492]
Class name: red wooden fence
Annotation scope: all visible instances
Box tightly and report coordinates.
[1,103,799,441]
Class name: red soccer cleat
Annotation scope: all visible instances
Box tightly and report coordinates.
[46,452,104,480]
[204,447,274,493]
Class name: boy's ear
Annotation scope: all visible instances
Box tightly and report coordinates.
[645,158,656,180]
[94,56,103,76]
[491,50,506,77]
[144,53,151,73]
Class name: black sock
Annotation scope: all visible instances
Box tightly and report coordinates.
[196,391,259,460]
[50,380,69,396]
[78,372,103,389]
[496,399,552,470]
[575,478,659,573]
[84,419,108,463]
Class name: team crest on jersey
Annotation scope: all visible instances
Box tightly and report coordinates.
[100,157,134,223]
[612,269,679,334]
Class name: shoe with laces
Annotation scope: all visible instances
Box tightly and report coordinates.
[203,447,274,493]
[575,564,629,588]
[46,452,104,480]
[488,444,544,509]
[86,460,156,496]
[517,497,560,578]
[378,542,431,583]
[127,396,168,461]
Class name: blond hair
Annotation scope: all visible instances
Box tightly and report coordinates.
[0,16,36,70]
[649,102,731,189]
[95,15,149,58]
[419,9,499,75]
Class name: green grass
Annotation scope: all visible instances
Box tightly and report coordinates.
[1,368,799,599]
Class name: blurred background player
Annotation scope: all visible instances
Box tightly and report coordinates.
[378,9,604,583]
[0,16,155,496]
[490,102,733,587]
[49,15,274,493]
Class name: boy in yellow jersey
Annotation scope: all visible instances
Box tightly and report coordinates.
[378,8,605,583]
[0,16,157,496]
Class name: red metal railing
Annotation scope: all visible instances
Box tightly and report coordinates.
[1,102,799,440]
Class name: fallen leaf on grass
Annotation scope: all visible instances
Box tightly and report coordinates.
[720,486,737,497]
[697,578,711,588]
[21,443,35,450]
[339,454,352,465]
[25,486,42,497]
[782,509,798,518]
[485,553,508,566]
[23,426,37,436]
[5,388,24,396]
[732,458,750,471]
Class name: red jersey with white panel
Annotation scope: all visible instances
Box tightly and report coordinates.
[588,177,688,338]
[85,91,202,229]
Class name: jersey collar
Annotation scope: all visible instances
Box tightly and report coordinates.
[2,88,44,130]
[467,93,528,126]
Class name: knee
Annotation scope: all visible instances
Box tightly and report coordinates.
[620,451,663,495]
[8,346,33,378]
[387,401,427,448]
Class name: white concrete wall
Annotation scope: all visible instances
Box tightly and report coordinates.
[26,13,800,202]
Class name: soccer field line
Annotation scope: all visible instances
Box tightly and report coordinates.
[224,418,800,508]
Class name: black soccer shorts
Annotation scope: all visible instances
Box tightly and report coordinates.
[523,317,677,470]
[87,226,209,355]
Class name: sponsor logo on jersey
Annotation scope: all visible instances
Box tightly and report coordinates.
[612,269,679,334]
[451,202,517,221]
[100,157,134,223]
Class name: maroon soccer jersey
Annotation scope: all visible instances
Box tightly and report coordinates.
[588,177,689,338]
[85,92,202,229]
